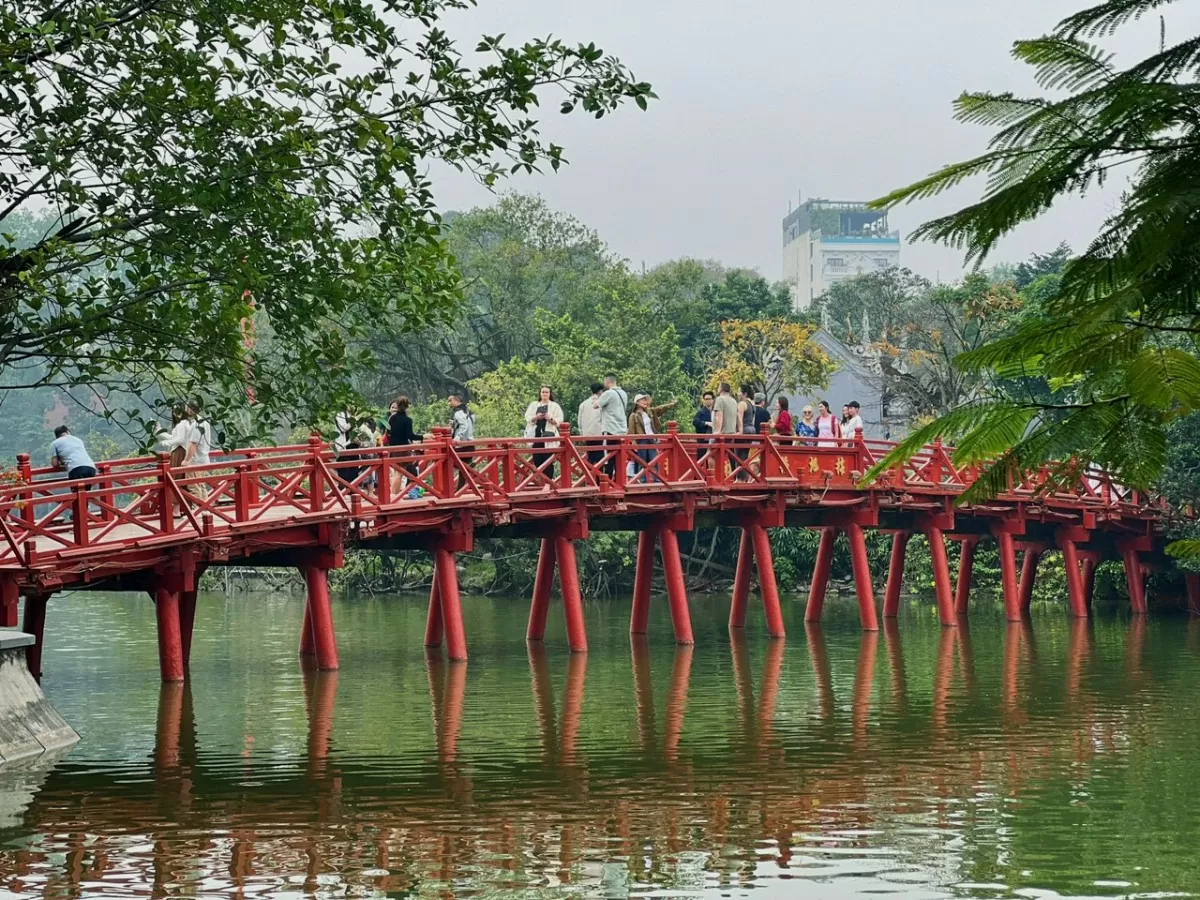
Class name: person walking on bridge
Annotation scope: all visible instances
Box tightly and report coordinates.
[594,373,627,478]
[524,385,563,480]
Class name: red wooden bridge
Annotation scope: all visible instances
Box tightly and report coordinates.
[0,424,1188,682]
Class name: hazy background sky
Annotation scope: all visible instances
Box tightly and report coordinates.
[434,0,1200,283]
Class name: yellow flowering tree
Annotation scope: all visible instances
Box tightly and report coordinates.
[708,319,837,400]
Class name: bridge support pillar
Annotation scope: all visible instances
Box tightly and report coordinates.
[299,602,315,656]
[526,538,557,642]
[954,538,977,617]
[425,578,443,648]
[1083,556,1098,610]
[1018,549,1042,616]
[154,587,185,683]
[179,589,197,669]
[1060,538,1089,618]
[630,530,656,635]
[846,523,878,632]
[433,548,468,661]
[996,531,1021,621]
[22,594,47,681]
[302,566,340,670]
[729,528,753,630]
[883,532,908,618]
[728,524,784,638]
[660,529,695,645]
[748,522,785,638]
[926,527,956,627]
[1120,544,1147,615]
[555,536,588,653]
[0,578,17,628]
[805,527,838,623]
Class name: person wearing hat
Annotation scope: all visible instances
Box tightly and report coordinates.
[628,393,678,482]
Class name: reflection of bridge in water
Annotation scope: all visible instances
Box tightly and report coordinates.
[0,620,1173,898]
[1,431,1190,683]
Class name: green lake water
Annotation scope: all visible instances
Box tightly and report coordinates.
[2,589,1200,898]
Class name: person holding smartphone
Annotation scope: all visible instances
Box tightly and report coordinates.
[524,385,564,480]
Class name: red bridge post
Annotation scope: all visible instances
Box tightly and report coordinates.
[1018,548,1042,616]
[728,529,753,630]
[1119,541,1148,615]
[806,527,838,623]
[555,536,588,652]
[926,526,956,627]
[527,538,557,642]
[433,547,468,660]
[660,528,695,645]
[883,533,909,618]
[424,578,443,648]
[846,523,879,631]
[154,586,185,683]
[993,527,1022,621]
[0,577,17,628]
[22,593,47,680]
[748,522,785,638]
[630,530,657,636]
[954,538,978,617]
[302,565,339,670]
[179,589,198,668]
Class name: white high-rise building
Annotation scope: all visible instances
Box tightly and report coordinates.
[782,199,902,310]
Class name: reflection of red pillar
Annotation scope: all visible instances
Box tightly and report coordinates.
[883,618,908,715]
[927,527,955,626]
[424,577,443,648]
[555,536,588,652]
[560,653,586,765]
[664,646,693,761]
[1127,613,1146,679]
[631,636,656,750]
[805,623,835,722]
[729,528,753,630]
[440,660,466,764]
[730,631,754,739]
[528,643,557,760]
[1062,539,1089,618]
[758,638,784,741]
[1121,545,1147,615]
[997,531,1021,621]
[303,566,339,670]
[1066,617,1090,699]
[1018,549,1041,615]
[434,548,467,661]
[852,632,878,745]
[750,522,785,638]
[155,682,185,770]
[1002,622,1022,713]
[954,538,977,617]
[179,590,197,668]
[155,587,185,683]
[883,532,908,617]
[22,595,47,680]
[846,523,878,631]
[659,529,694,645]
[527,538,555,642]
[631,530,656,635]
[806,528,837,623]
[932,628,955,735]
[299,600,315,656]
[305,671,339,771]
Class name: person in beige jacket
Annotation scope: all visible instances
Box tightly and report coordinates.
[524,385,565,478]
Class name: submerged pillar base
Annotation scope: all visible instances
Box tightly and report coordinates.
[0,632,79,768]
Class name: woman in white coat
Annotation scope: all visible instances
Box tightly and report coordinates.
[524,385,564,480]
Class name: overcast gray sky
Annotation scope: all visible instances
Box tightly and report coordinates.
[434,0,1200,283]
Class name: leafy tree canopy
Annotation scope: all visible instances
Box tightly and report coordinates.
[0,0,652,444]
[707,319,835,401]
[870,0,1200,505]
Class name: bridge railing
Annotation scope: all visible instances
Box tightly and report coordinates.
[0,426,1166,569]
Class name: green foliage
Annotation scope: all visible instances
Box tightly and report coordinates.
[1,0,652,444]
[870,0,1200,511]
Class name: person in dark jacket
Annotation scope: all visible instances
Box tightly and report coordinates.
[692,390,714,462]
[387,395,422,493]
